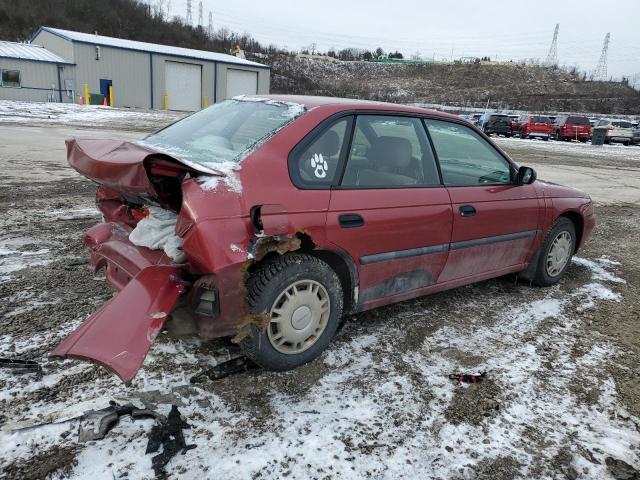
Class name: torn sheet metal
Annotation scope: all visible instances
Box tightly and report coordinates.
[50,265,185,383]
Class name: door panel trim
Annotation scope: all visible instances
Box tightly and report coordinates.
[360,244,449,265]
[359,229,539,265]
[450,229,539,251]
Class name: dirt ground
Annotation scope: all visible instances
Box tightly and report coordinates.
[1,114,639,479]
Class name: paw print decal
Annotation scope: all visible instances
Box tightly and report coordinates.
[311,153,328,179]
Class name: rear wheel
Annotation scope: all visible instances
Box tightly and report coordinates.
[532,218,576,286]
[520,131,527,139]
[241,253,343,371]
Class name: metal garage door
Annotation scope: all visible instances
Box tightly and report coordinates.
[226,69,258,99]
[165,61,201,111]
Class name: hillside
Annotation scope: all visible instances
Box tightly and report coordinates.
[2,0,639,114]
[264,54,640,115]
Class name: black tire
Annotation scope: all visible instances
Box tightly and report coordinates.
[543,136,549,141]
[520,131,526,139]
[241,253,343,371]
[532,218,577,287]
[557,133,563,141]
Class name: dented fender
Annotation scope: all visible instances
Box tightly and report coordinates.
[50,266,186,383]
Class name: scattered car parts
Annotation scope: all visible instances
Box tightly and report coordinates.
[0,358,42,375]
[190,356,259,383]
[448,372,487,383]
[78,401,165,442]
[146,405,196,478]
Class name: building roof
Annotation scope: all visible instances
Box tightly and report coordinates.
[0,40,72,64]
[33,27,269,69]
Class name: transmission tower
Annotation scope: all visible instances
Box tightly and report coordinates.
[545,24,559,66]
[186,0,192,24]
[593,33,611,80]
[208,11,213,37]
[198,1,203,26]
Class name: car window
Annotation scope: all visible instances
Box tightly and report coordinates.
[566,116,590,125]
[295,118,349,185]
[341,115,440,187]
[597,120,608,127]
[531,116,551,123]
[425,119,512,186]
[141,98,305,166]
[613,121,632,128]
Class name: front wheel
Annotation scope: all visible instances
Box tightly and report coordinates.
[241,253,343,371]
[531,218,576,286]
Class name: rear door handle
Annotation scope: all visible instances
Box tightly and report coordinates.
[339,213,364,228]
[459,205,476,217]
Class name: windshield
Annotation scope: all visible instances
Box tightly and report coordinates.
[140,98,305,166]
[612,121,632,128]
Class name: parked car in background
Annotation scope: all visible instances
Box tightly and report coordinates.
[517,114,553,140]
[632,124,640,145]
[50,95,595,382]
[509,115,520,136]
[553,115,592,142]
[483,114,512,137]
[594,119,634,145]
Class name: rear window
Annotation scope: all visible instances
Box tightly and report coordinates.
[531,116,551,124]
[489,115,509,121]
[612,121,632,128]
[566,116,590,125]
[140,98,305,167]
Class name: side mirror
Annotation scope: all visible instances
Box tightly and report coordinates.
[517,166,537,185]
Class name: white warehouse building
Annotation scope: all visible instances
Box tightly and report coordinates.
[0,26,270,111]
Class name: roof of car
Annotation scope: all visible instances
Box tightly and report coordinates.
[252,95,461,120]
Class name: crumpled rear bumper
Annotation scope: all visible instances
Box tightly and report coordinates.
[84,222,175,290]
[50,222,187,383]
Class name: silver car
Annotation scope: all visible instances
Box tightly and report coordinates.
[594,119,634,145]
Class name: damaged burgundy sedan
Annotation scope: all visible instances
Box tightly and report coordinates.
[52,95,595,383]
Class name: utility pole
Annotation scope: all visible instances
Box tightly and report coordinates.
[545,24,559,66]
[593,33,610,81]
[208,11,213,38]
[186,0,192,25]
[198,1,203,27]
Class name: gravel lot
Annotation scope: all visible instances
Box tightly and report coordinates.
[1,103,639,480]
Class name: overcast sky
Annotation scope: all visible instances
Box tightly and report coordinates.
[169,0,639,79]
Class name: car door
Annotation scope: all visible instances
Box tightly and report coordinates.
[326,114,452,308]
[424,119,541,283]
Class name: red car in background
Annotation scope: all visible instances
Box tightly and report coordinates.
[52,96,595,383]
[517,114,553,140]
[554,115,592,142]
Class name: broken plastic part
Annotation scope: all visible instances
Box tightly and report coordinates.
[78,401,166,442]
[190,356,258,383]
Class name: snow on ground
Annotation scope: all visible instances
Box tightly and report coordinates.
[1,256,637,479]
[0,100,184,131]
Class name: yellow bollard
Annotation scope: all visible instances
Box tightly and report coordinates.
[203,96,208,108]
[163,94,169,111]
[108,85,114,107]
[84,84,90,106]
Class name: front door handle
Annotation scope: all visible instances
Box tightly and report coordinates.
[339,213,364,228]
[459,205,476,217]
